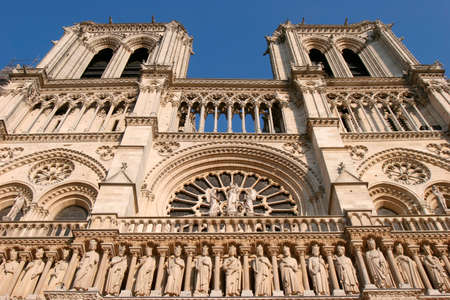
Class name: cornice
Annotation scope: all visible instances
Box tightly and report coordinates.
[325,77,408,88]
[155,132,307,143]
[0,132,123,143]
[171,78,289,89]
[341,131,448,142]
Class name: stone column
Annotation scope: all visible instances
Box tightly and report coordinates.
[227,105,232,133]
[408,245,440,295]
[239,245,253,296]
[94,243,113,293]
[254,104,261,133]
[210,246,223,297]
[295,244,314,296]
[268,246,283,296]
[121,246,141,296]
[181,245,196,296]
[323,246,345,296]
[34,250,57,295]
[352,243,375,289]
[150,245,169,296]
[198,104,206,132]
[435,245,450,275]
[7,251,29,295]
[383,240,407,288]
[63,246,81,289]
[213,106,218,132]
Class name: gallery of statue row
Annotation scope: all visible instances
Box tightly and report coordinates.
[0,239,449,299]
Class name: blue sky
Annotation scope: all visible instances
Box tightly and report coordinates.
[1,0,448,78]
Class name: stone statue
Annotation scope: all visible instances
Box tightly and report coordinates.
[3,194,26,221]
[134,247,156,296]
[365,238,394,288]
[226,184,240,216]
[244,188,256,216]
[0,249,20,295]
[206,188,220,217]
[422,244,450,292]
[223,245,242,296]
[334,245,359,294]
[164,245,185,296]
[13,248,45,298]
[308,244,330,296]
[279,246,303,296]
[394,244,423,288]
[432,185,447,212]
[46,249,70,290]
[105,245,128,296]
[193,245,212,296]
[73,239,100,291]
[251,245,272,296]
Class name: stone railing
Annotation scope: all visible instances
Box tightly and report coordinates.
[0,221,88,237]
[115,216,346,234]
[371,215,450,232]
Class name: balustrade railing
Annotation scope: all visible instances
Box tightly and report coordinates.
[371,215,450,232]
[0,221,88,237]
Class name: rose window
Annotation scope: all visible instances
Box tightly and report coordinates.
[168,171,298,217]
[382,159,430,185]
[29,159,75,185]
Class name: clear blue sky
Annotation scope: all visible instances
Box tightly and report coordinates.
[1,0,448,78]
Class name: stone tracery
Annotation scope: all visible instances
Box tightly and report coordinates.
[29,159,75,186]
[382,159,430,185]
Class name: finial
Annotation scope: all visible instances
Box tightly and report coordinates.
[337,162,345,174]
[109,16,112,24]
[399,36,404,42]
[152,16,155,23]
[301,17,305,25]
[344,17,348,25]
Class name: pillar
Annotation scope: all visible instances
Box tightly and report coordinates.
[254,104,261,133]
[323,246,345,296]
[268,246,283,296]
[213,106,218,132]
[408,245,440,295]
[198,104,206,132]
[352,243,376,289]
[63,246,81,289]
[210,246,223,297]
[240,245,253,296]
[94,244,113,292]
[150,245,169,296]
[295,244,314,296]
[121,247,141,296]
[34,251,57,295]
[181,245,196,296]
[6,251,29,296]
[383,240,407,288]
[227,105,232,133]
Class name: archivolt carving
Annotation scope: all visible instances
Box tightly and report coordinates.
[86,35,122,52]
[96,145,118,161]
[121,34,158,52]
[153,141,180,156]
[356,148,450,179]
[333,35,366,52]
[143,142,321,216]
[426,143,450,158]
[282,142,309,156]
[0,148,107,181]
[346,145,368,160]
[0,147,24,162]
[369,183,421,215]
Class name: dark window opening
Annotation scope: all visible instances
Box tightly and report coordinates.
[81,48,114,79]
[272,102,285,133]
[432,125,442,130]
[342,48,370,77]
[121,48,150,78]
[112,120,119,131]
[54,205,88,221]
[377,207,398,216]
[308,48,333,78]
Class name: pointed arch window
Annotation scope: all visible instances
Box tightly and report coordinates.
[81,48,114,79]
[342,48,370,77]
[121,48,150,78]
[308,48,333,77]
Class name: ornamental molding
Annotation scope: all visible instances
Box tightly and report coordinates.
[0,147,24,162]
[0,132,123,143]
[426,143,450,158]
[341,131,446,142]
[95,145,118,161]
[38,182,98,209]
[77,21,169,34]
[172,78,288,89]
[282,141,310,156]
[0,148,107,181]
[307,117,340,129]
[0,182,33,203]
[153,141,180,156]
[356,148,450,178]
[345,145,368,161]
[155,132,306,143]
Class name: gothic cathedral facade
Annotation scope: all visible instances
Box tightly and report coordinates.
[0,19,448,300]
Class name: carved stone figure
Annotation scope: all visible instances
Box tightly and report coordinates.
[223,245,242,296]
[193,245,212,296]
[244,188,256,216]
[252,245,272,296]
[422,244,450,292]
[308,244,330,295]
[365,238,394,288]
[134,247,156,296]
[206,188,220,217]
[226,184,240,216]
[13,248,45,298]
[335,245,359,294]
[105,245,128,296]
[73,239,100,291]
[0,249,20,294]
[394,244,423,288]
[46,249,70,290]
[3,194,26,221]
[279,246,303,296]
[164,246,185,296]
[432,185,447,212]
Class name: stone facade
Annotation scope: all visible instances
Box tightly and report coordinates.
[0,19,448,300]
